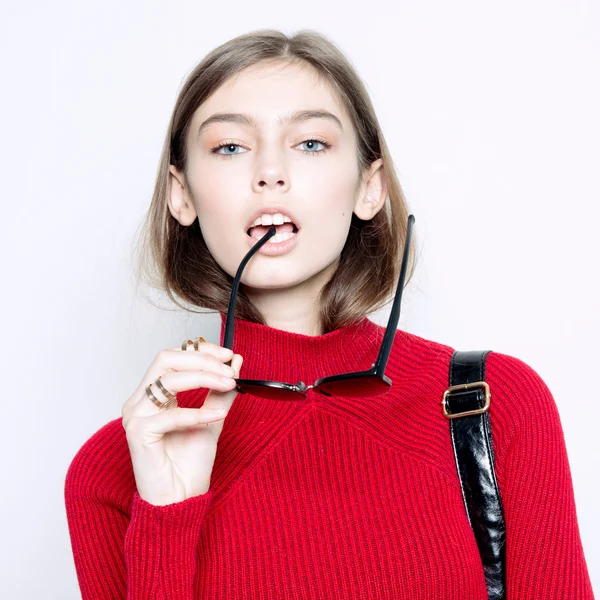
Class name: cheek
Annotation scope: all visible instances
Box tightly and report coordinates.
[184,170,246,274]
[300,151,359,193]
[189,170,248,250]
[192,165,242,213]
[300,166,358,223]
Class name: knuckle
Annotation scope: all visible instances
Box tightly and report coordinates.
[123,417,139,439]
[121,400,135,423]
[201,354,228,373]
[156,348,171,365]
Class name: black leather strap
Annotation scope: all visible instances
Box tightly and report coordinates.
[444,350,507,599]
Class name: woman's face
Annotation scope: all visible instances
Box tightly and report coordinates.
[168,60,385,300]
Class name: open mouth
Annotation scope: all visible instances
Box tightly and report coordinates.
[246,222,299,243]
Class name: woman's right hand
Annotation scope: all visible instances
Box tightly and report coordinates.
[121,340,243,506]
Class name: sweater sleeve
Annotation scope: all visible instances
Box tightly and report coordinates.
[64,418,214,600]
[65,485,213,599]
[492,355,595,599]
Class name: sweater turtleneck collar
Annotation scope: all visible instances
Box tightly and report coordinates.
[218,312,386,390]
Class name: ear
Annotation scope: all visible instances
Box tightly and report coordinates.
[353,158,388,221]
[167,165,198,226]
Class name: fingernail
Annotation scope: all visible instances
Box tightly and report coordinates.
[219,347,234,357]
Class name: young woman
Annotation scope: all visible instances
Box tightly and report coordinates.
[64,29,594,599]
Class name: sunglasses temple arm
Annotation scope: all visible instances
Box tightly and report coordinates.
[222,226,277,361]
[372,214,415,375]
[222,214,414,371]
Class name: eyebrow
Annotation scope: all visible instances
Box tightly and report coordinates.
[196,109,344,140]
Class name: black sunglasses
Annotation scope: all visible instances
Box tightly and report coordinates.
[222,213,415,400]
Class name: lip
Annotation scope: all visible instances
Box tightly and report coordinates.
[246,228,300,256]
[244,205,301,232]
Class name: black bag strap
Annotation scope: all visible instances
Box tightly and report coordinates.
[443,350,507,599]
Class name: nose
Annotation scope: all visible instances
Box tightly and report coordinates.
[258,178,284,188]
[254,171,288,191]
[253,158,290,193]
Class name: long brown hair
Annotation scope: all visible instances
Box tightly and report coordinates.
[133,28,418,334]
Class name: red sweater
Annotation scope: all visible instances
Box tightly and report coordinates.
[64,313,595,599]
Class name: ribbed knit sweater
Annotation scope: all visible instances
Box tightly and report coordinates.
[64,313,595,599]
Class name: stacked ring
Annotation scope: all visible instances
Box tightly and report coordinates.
[145,337,207,410]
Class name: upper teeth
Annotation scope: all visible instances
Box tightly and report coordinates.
[250,213,293,227]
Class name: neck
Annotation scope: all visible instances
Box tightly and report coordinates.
[240,259,340,337]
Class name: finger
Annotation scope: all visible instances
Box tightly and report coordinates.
[171,341,234,362]
[158,348,236,379]
[130,405,230,443]
[203,353,243,413]
[131,369,237,417]
[126,349,237,410]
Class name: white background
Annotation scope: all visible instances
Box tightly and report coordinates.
[0,0,598,597]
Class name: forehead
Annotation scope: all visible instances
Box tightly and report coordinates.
[192,61,351,131]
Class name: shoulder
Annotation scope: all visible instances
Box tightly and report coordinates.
[64,416,137,508]
[384,322,559,432]
[483,350,564,454]
[376,324,563,472]
[484,350,560,426]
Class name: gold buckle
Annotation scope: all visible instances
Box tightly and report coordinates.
[442,381,491,419]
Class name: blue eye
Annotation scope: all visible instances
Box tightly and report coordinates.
[211,142,246,156]
[298,139,332,155]
[210,138,332,158]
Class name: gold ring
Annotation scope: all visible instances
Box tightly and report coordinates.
[181,336,206,351]
[145,378,177,410]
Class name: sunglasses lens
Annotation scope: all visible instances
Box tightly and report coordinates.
[237,383,304,401]
[315,375,391,398]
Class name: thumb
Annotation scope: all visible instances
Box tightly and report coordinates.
[231,353,243,378]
